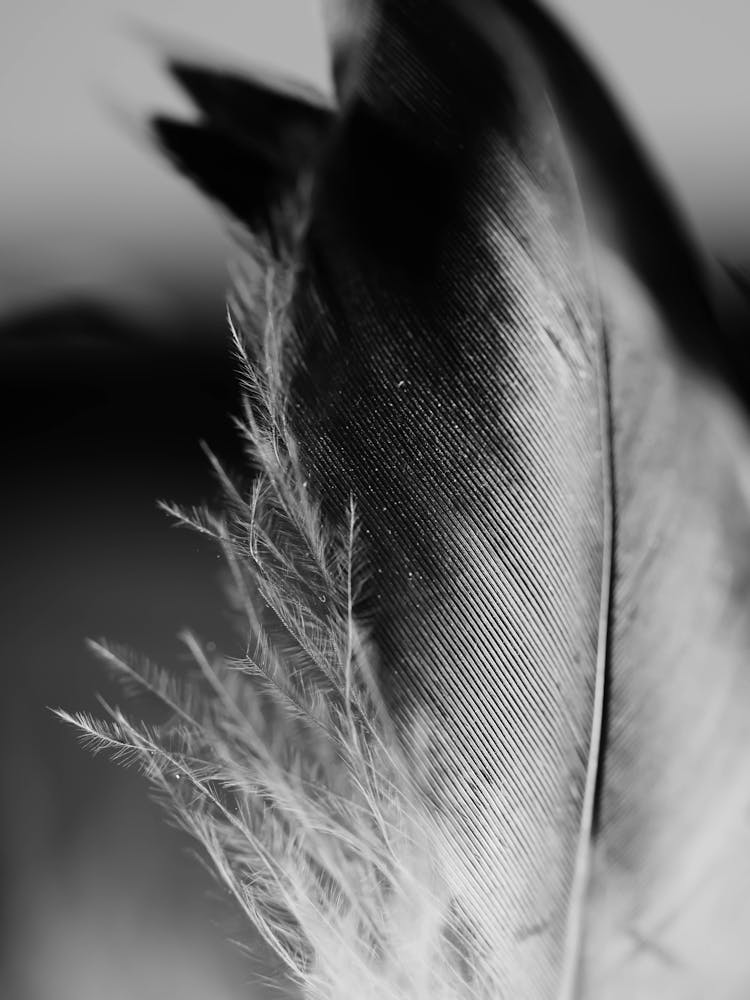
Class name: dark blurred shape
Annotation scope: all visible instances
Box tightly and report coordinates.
[153,61,334,245]
[0,299,282,1000]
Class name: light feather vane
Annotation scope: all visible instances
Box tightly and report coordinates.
[59,1,750,997]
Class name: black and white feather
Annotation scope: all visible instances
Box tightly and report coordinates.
[59,1,750,997]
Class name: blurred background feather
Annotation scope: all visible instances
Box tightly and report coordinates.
[1,1,750,999]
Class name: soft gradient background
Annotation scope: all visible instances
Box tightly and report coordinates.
[1,2,748,998]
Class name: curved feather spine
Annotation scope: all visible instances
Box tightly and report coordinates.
[559,315,614,999]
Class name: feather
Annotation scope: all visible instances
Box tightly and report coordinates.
[57,0,750,997]
[153,61,333,244]
[494,4,750,995]
[261,4,612,994]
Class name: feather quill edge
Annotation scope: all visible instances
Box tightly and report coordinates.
[558,298,615,999]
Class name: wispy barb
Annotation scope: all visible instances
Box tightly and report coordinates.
[57,234,507,998]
